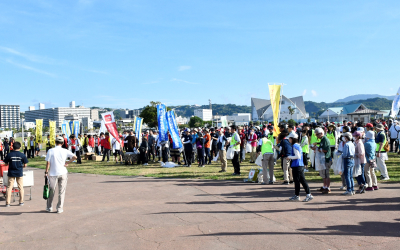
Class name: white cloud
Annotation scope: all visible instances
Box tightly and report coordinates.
[311,90,317,97]
[5,59,56,77]
[302,89,307,96]
[0,46,55,64]
[178,65,191,71]
[170,78,199,85]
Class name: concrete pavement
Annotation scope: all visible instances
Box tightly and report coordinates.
[1,167,399,250]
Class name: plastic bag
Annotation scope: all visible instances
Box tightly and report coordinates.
[353,158,362,177]
[162,162,176,168]
[226,147,234,160]
[332,154,342,175]
[255,154,263,167]
[314,151,326,171]
[246,143,252,153]
[212,152,219,162]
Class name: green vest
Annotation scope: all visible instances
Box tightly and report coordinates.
[301,137,309,153]
[310,130,321,146]
[376,132,387,152]
[267,134,274,144]
[261,138,273,154]
[326,132,336,146]
[231,133,240,151]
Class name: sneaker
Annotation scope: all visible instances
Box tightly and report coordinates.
[365,187,374,191]
[46,207,52,212]
[321,189,331,194]
[268,181,274,185]
[373,186,379,190]
[283,181,289,185]
[339,186,346,191]
[381,177,390,181]
[303,195,314,202]
[318,187,325,192]
[289,195,300,201]
[260,182,267,185]
[19,203,24,206]
[303,169,309,172]
[187,165,191,168]
[341,191,353,196]
[352,191,356,195]
[106,161,109,163]
[232,173,237,176]
[218,170,226,173]
[289,181,294,184]
[5,204,10,207]
[359,185,366,194]
[57,209,63,214]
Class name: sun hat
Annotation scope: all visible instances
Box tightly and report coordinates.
[376,124,385,131]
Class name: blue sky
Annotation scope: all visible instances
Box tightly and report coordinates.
[1,0,399,112]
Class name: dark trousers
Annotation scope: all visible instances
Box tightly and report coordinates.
[139,150,148,164]
[162,148,169,163]
[239,145,244,162]
[0,151,3,160]
[292,166,310,196]
[72,149,82,164]
[198,148,205,166]
[355,163,366,186]
[148,146,155,161]
[210,144,218,157]
[232,151,240,174]
[389,138,398,152]
[184,149,192,166]
[204,147,211,164]
[302,153,308,167]
[29,148,34,158]
[23,148,28,158]
[102,149,110,161]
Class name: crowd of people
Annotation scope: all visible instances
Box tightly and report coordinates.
[1,118,395,210]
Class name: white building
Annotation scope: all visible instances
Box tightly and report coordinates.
[82,117,93,131]
[23,122,36,130]
[226,113,251,125]
[119,109,141,119]
[90,109,99,121]
[251,96,308,122]
[39,103,45,110]
[194,109,212,121]
[25,101,90,128]
[318,103,386,123]
[176,116,189,124]
[69,101,76,108]
[29,106,35,111]
[0,105,21,129]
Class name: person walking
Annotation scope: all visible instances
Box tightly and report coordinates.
[229,125,241,175]
[364,131,378,191]
[4,142,28,207]
[259,134,274,184]
[276,130,293,184]
[217,129,228,173]
[45,137,77,213]
[111,135,122,164]
[248,128,258,163]
[375,124,390,180]
[204,129,212,165]
[182,129,193,167]
[300,130,309,172]
[312,127,331,194]
[353,131,367,193]
[340,132,355,196]
[286,134,314,202]
[101,132,111,162]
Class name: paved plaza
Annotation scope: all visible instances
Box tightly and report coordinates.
[1,167,399,250]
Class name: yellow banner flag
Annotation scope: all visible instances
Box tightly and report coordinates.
[49,121,56,147]
[268,84,281,137]
[35,119,43,144]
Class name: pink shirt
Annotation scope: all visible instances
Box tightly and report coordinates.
[249,133,258,147]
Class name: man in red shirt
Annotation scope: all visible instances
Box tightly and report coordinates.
[101,132,111,162]
[204,129,212,164]
[239,127,246,163]
[62,134,68,149]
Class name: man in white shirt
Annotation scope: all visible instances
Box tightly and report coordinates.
[112,136,122,164]
[45,137,77,214]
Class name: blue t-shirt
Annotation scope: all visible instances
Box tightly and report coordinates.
[375,132,385,144]
[4,151,28,177]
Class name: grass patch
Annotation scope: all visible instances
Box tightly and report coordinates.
[26,152,400,183]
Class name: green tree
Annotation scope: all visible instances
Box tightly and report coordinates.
[188,116,204,128]
[140,101,171,129]
[288,119,296,126]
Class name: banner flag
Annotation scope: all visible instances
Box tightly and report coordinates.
[49,121,56,147]
[268,84,282,137]
[69,121,73,136]
[391,87,400,118]
[135,117,143,145]
[73,121,80,138]
[157,104,169,142]
[35,119,43,144]
[101,111,121,143]
[166,110,183,149]
[99,120,106,135]
[221,116,228,127]
[61,121,71,143]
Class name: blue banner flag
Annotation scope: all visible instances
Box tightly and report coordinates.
[135,117,143,145]
[166,110,183,149]
[73,121,80,138]
[157,104,169,142]
[69,121,74,135]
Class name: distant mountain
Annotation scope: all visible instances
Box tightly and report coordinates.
[335,94,395,103]
[170,104,251,117]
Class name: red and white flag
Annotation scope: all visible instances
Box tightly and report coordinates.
[101,111,121,143]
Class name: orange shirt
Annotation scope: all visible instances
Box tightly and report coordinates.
[204,134,211,148]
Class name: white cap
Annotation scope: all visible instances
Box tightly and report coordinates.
[287,132,298,139]
[357,127,365,132]
[315,128,324,135]
[366,131,375,139]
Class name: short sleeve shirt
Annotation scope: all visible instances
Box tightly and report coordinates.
[319,136,331,162]
[45,146,75,176]
[4,151,28,177]
[375,132,385,144]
